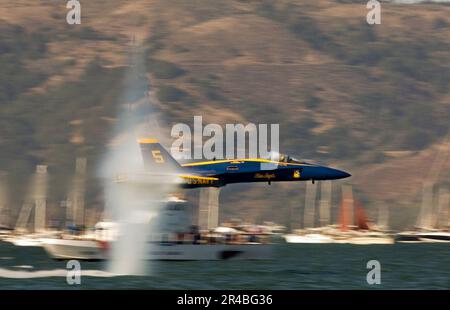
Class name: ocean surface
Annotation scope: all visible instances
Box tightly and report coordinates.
[0,240,448,289]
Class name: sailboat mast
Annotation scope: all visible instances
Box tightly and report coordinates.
[417,181,434,229]
[198,187,220,230]
[34,165,48,233]
[66,158,87,227]
[303,181,317,228]
[14,165,48,232]
[436,186,449,229]
[377,203,389,231]
[73,158,87,227]
[341,184,354,229]
[319,181,332,227]
[0,171,8,228]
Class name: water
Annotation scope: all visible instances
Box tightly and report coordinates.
[0,241,448,289]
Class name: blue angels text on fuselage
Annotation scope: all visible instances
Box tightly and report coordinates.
[138,139,351,189]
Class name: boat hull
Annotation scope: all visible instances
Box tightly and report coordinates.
[4,237,45,247]
[334,237,394,245]
[42,239,106,260]
[42,239,272,261]
[283,234,394,245]
[395,232,450,243]
[283,234,335,244]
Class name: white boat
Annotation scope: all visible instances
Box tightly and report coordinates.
[283,181,336,244]
[396,231,450,243]
[42,238,106,260]
[42,238,271,261]
[333,233,394,245]
[415,231,450,243]
[283,233,335,244]
[396,183,449,243]
[6,236,45,247]
[283,230,394,245]
[259,222,287,235]
[41,199,272,261]
[284,187,394,245]
[3,231,60,247]
[0,227,13,241]
[395,231,423,243]
[396,230,450,243]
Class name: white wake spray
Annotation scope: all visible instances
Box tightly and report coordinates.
[98,41,177,275]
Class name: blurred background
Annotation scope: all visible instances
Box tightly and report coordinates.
[0,0,449,231]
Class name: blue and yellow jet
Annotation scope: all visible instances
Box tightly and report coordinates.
[139,139,351,188]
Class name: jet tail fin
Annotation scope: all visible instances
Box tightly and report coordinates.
[138,139,180,172]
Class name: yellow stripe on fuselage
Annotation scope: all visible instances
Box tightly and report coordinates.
[181,158,314,167]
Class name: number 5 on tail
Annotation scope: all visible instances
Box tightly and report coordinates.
[152,150,165,163]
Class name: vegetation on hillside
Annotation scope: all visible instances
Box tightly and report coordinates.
[0,1,449,227]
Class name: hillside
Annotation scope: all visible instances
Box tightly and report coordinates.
[0,0,449,229]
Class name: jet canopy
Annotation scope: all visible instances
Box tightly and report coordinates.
[266,152,314,165]
[278,153,303,164]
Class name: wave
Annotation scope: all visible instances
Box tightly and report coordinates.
[0,268,118,279]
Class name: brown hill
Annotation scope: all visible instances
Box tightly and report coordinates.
[0,0,449,229]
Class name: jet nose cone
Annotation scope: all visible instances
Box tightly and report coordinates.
[314,166,351,180]
[336,169,351,179]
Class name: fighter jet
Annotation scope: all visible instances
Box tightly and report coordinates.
[138,139,351,188]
